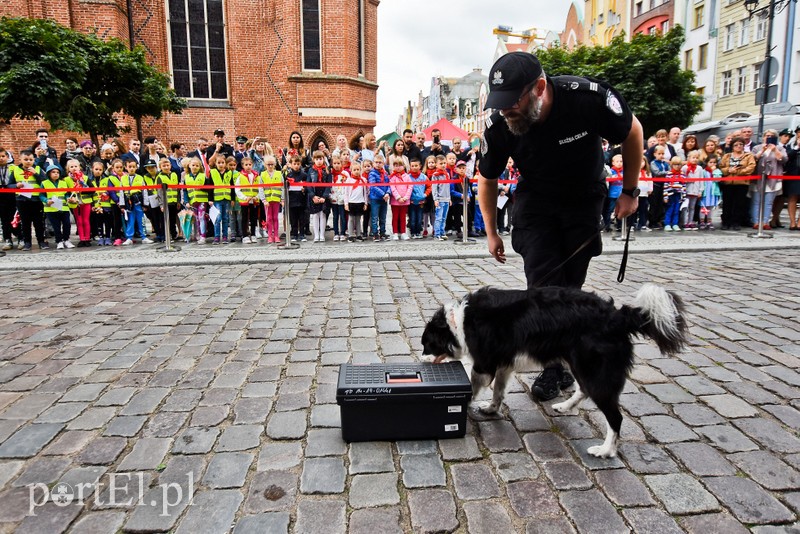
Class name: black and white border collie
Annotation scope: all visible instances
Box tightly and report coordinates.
[421,284,687,458]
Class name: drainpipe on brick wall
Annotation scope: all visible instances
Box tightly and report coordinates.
[126,0,144,143]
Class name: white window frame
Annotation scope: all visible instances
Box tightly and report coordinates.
[739,18,750,46]
[661,20,670,33]
[722,70,732,96]
[685,49,693,70]
[737,67,748,94]
[698,43,708,70]
[755,13,767,40]
[724,23,736,51]
[753,63,762,91]
[165,0,230,101]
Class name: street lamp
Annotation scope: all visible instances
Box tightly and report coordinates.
[743,0,796,237]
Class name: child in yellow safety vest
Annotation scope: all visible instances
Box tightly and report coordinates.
[184,157,210,244]
[261,155,284,244]
[235,156,261,244]
[41,164,74,250]
[224,156,241,243]
[95,160,123,246]
[143,161,165,242]
[156,158,180,242]
[13,150,49,251]
[208,155,231,244]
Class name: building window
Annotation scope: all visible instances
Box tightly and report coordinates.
[685,49,693,70]
[696,86,705,97]
[753,62,762,90]
[722,70,732,96]
[661,20,669,33]
[698,44,708,69]
[724,23,736,51]
[167,0,228,100]
[755,13,767,40]
[737,67,748,94]
[739,18,750,46]
[635,1,643,16]
[357,0,364,75]
[301,0,321,70]
[649,26,657,35]
[694,4,705,28]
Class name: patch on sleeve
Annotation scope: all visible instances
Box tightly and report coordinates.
[480,134,488,156]
[606,90,623,116]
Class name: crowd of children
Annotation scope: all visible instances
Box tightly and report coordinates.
[2,125,798,252]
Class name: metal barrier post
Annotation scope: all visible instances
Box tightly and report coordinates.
[748,172,773,239]
[277,176,299,249]
[157,182,181,252]
[612,213,635,242]
[455,175,477,246]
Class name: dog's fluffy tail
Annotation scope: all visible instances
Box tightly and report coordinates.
[618,283,688,355]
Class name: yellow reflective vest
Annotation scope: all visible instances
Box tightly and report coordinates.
[41,177,71,213]
[209,169,231,202]
[185,172,208,204]
[156,172,179,204]
[260,170,283,203]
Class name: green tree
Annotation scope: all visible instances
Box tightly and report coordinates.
[537,26,703,136]
[0,17,186,142]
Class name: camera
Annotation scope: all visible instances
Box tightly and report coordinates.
[39,139,47,150]
[433,135,440,144]
[767,136,778,145]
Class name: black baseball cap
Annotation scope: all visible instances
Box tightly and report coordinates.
[484,52,543,110]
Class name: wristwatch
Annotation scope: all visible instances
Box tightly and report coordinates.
[621,187,640,198]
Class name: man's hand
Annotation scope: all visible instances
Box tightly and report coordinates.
[487,233,506,264]
[615,194,638,219]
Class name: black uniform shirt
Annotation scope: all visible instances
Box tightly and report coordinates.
[479,75,633,217]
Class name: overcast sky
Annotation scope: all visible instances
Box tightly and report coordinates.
[375,0,577,134]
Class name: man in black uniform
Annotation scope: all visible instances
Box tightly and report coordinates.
[477,52,643,401]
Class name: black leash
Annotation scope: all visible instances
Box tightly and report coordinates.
[616,222,633,283]
[532,232,599,289]
[531,222,633,288]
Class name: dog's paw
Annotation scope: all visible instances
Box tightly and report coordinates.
[478,402,499,415]
[551,401,571,414]
[419,355,437,363]
[587,444,617,459]
[468,405,503,421]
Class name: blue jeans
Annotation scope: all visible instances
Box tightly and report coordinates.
[409,203,424,235]
[664,195,681,226]
[370,198,387,236]
[750,189,777,225]
[125,204,145,239]
[332,204,347,235]
[434,202,449,237]
[213,200,230,239]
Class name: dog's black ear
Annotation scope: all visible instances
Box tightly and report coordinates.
[431,307,448,327]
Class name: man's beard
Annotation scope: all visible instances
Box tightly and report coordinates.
[504,94,543,136]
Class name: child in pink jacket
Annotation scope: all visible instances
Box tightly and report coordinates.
[389,158,411,240]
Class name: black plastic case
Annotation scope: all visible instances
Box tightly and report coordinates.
[336,362,472,442]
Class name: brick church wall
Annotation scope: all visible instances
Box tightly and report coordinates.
[0,0,379,154]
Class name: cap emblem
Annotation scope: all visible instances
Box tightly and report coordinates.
[492,70,504,85]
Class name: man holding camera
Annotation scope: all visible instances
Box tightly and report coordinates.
[477,52,643,401]
[422,128,450,161]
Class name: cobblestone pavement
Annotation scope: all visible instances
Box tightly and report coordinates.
[1,249,800,533]
[0,227,799,270]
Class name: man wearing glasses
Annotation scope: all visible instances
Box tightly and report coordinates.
[477,52,643,402]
